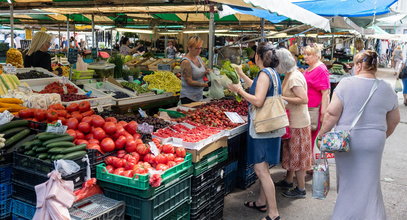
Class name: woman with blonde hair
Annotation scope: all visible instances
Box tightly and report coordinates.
[24,31,53,71]
[179,36,210,104]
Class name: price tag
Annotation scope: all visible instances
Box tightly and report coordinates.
[138,108,147,118]
[46,120,68,134]
[149,142,160,156]
[0,111,14,125]
[172,138,183,146]
[224,112,245,124]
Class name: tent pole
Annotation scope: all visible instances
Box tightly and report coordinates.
[58,25,61,51]
[110,29,113,55]
[331,34,335,60]
[67,15,70,58]
[208,4,215,69]
[164,34,168,57]
[260,18,265,42]
[10,3,14,48]
[92,14,95,49]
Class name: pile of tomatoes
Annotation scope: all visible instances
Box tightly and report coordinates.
[103,138,187,178]
[38,82,78,95]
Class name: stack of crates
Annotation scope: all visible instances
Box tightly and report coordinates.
[0,164,12,219]
[69,194,125,220]
[191,147,228,220]
[223,161,238,195]
[98,154,193,220]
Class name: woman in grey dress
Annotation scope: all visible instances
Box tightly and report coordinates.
[317,50,400,220]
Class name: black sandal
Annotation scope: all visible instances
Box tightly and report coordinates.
[244,201,267,213]
[264,216,281,220]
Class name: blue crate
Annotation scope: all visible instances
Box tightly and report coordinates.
[224,161,238,175]
[0,164,12,184]
[13,214,29,220]
[0,199,11,218]
[236,172,257,189]
[0,183,12,201]
[224,169,237,195]
[12,199,36,220]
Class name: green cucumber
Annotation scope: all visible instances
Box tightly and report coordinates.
[37,153,48,160]
[35,147,47,153]
[60,144,86,154]
[14,134,36,151]
[43,159,51,163]
[3,127,27,138]
[0,120,28,132]
[46,141,75,149]
[5,129,31,148]
[54,154,65,160]
[36,132,69,141]
[61,151,87,160]
[43,136,74,146]
[25,150,35,156]
[48,147,67,154]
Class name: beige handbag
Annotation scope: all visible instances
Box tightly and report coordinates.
[252,68,289,133]
[309,107,320,131]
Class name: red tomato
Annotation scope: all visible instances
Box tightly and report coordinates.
[156,163,169,171]
[93,127,107,140]
[122,170,134,177]
[124,153,139,164]
[58,117,67,125]
[78,101,91,112]
[18,109,34,119]
[174,157,184,164]
[78,122,91,134]
[124,161,135,171]
[125,139,138,153]
[81,109,94,117]
[112,158,126,168]
[124,121,138,135]
[66,103,79,112]
[136,144,150,155]
[133,133,141,140]
[115,135,126,149]
[66,118,79,130]
[46,109,59,122]
[105,165,114,173]
[166,153,175,162]
[81,116,93,124]
[49,103,65,110]
[134,139,143,145]
[105,117,117,123]
[91,115,105,127]
[113,168,125,175]
[85,133,94,140]
[66,129,77,139]
[155,154,168,164]
[101,137,115,152]
[167,161,177,168]
[56,110,67,117]
[162,144,175,154]
[103,122,117,135]
[34,109,47,122]
[86,143,103,154]
[71,113,83,122]
[117,121,128,127]
[104,156,115,165]
[88,139,99,144]
[76,130,85,140]
[143,153,156,164]
[133,166,148,174]
[175,147,186,158]
[130,152,140,162]
[75,139,89,145]
[117,150,126,158]
[123,131,134,141]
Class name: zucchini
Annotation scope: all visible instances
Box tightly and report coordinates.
[13,134,36,151]
[3,127,27,138]
[5,129,31,148]
[48,147,67,154]
[61,151,87,160]
[35,147,47,153]
[36,132,69,141]
[46,141,75,149]
[37,153,48,160]
[60,144,86,154]
[0,120,28,132]
[43,159,51,163]
[26,150,35,156]
[43,136,74,146]
[54,154,65,160]
[50,155,56,160]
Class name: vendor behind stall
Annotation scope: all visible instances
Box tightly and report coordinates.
[24,31,52,71]
[119,37,137,56]
[179,36,210,104]
[165,41,177,59]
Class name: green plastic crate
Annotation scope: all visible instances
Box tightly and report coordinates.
[99,165,192,199]
[193,147,228,176]
[72,70,95,80]
[159,200,190,220]
[103,175,191,220]
[96,153,192,190]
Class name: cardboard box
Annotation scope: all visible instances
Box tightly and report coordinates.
[186,137,228,163]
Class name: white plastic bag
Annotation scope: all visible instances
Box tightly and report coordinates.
[395,79,403,93]
[54,160,80,177]
[76,55,88,71]
[312,152,330,199]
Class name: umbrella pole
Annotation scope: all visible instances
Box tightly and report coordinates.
[260,18,265,42]
[10,3,14,48]
[208,4,215,69]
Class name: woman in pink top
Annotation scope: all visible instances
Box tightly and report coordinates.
[303,45,331,146]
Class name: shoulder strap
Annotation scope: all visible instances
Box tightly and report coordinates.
[350,79,379,130]
[261,68,280,97]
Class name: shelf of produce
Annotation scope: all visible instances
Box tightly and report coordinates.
[16,67,57,81]
[23,77,113,108]
[83,81,140,106]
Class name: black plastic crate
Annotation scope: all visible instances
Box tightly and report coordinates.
[224,169,237,195]
[236,172,257,189]
[0,164,12,184]
[191,184,212,210]
[211,205,223,220]
[191,169,213,192]
[212,177,225,199]
[12,166,86,190]
[227,133,246,163]
[0,151,12,166]
[11,181,36,206]
[237,162,255,179]
[190,204,211,220]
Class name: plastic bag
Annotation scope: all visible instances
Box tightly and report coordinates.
[76,55,88,71]
[54,159,80,177]
[73,178,103,202]
[312,151,330,199]
[395,79,403,93]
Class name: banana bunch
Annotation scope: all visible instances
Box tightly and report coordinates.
[143,71,181,94]
[0,134,5,149]
[6,48,23,68]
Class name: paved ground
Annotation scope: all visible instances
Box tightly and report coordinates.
[223,68,407,220]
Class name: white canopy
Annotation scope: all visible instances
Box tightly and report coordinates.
[212,0,331,32]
